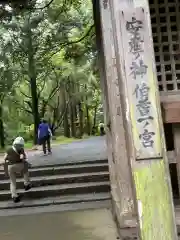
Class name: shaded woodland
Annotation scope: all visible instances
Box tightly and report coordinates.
[0,0,103,147]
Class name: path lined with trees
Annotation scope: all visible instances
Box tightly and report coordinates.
[0,0,103,148]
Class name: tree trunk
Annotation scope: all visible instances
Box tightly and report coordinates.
[0,105,5,148]
[84,84,91,135]
[93,105,97,128]
[62,88,70,138]
[78,102,84,137]
[63,108,70,137]
[40,100,47,119]
[86,104,91,135]
[92,104,97,135]
[74,104,78,120]
[70,101,76,137]
[27,28,39,144]
[30,77,39,144]
[68,80,76,138]
[51,108,57,136]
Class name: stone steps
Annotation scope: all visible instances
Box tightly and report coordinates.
[29,159,108,168]
[0,171,109,190]
[0,181,110,201]
[0,159,111,213]
[0,162,109,179]
[0,199,111,217]
[0,192,111,210]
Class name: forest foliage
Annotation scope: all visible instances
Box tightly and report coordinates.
[0,0,103,147]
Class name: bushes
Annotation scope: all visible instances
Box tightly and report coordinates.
[5,124,34,145]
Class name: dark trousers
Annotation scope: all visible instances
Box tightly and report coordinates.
[100,127,105,136]
[41,135,51,154]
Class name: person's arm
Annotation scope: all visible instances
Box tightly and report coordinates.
[38,129,40,138]
[23,151,27,160]
[20,149,27,161]
[38,124,41,139]
[4,153,8,163]
[48,126,52,137]
[3,153,8,175]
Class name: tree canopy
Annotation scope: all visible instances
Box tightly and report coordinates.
[0,0,104,148]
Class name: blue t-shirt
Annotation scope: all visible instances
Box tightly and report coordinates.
[38,123,49,139]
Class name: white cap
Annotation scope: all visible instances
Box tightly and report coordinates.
[13,137,25,146]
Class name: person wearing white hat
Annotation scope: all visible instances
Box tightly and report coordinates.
[4,136,31,203]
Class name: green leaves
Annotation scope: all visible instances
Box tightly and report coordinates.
[30,13,44,29]
[0,0,102,142]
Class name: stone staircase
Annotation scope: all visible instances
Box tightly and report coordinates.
[0,159,111,215]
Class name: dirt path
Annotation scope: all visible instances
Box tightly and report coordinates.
[0,136,107,167]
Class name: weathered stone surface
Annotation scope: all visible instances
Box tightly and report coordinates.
[0,208,119,240]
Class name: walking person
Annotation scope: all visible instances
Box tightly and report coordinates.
[99,122,105,136]
[4,137,31,203]
[38,119,52,155]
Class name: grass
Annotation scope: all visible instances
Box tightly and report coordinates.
[24,136,85,150]
[24,141,34,149]
[0,135,90,154]
[53,135,89,145]
[53,136,81,144]
[0,148,5,154]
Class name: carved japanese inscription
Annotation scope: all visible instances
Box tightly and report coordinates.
[120,8,162,159]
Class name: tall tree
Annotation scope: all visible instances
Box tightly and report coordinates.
[0,0,94,143]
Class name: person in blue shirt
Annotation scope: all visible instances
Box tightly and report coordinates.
[38,119,52,155]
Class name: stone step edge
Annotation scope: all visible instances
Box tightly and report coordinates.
[0,162,109,174]
[0,193,111,210]
[29,159,108,169]
[0,181,111,195]
[0,171,109,185]
[0,200,111,217]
